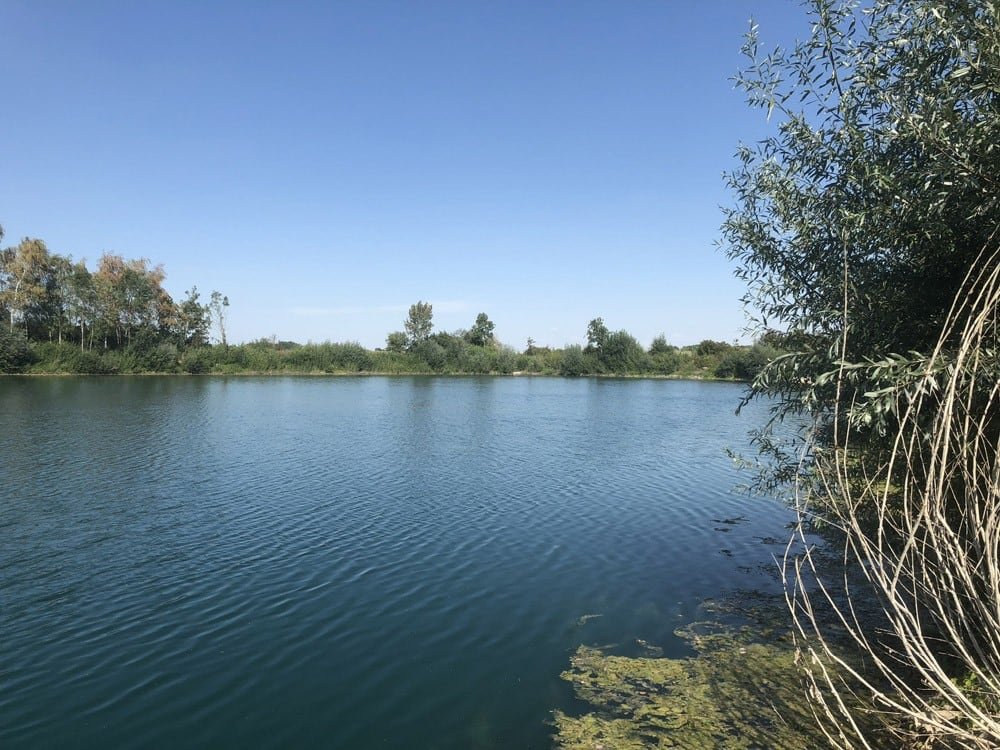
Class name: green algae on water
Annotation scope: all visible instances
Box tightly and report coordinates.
[554,621,824,750]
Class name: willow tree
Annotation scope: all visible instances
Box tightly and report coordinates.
[723,1,1000,744]
[723,0,1000,483]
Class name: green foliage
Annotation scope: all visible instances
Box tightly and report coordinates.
[722,0,1000,483]
[209,290,229,346]
[429,331,467,363]
[385,331,408,352]
[368,350,432,374]
[234,344,282,371]
[599,330,649,373]
[459,345,494,374]
[696,339,732,357]
[413,339,447,370]
[0,238,51,335]
[494,346,517,375]
[0,327,32,372]
[29,342,110,374]
[585,317,609,353]
[182,347,214,374]
[0,220,775,381]
[466,312,496,347]
[326,342,373,372]
[102,348,144,374]
[714,344,778,381]
[404,301,433,347]
[281,342,374,372]
[649,349,681,375]
[648,334,675,356]
[177,287,210,346]
[141,341,180,372]
[559,345,588,377]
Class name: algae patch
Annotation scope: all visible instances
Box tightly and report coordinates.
[554,620,822,749]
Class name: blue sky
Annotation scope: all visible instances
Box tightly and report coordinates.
[2,1,806,349]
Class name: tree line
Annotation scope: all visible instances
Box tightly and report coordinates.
[0,227,230,373]
[0,241,774,378]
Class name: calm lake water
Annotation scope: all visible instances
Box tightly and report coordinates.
[1,376,793,749]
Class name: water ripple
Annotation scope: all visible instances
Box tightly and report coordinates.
[0,376,794,749]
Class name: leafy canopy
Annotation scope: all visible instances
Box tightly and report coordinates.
[722,0,1000,482]
[404,301,433,348]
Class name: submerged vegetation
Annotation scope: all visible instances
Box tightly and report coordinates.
[0,241,775,379]
[554,590,884,750]
[555,629,816,750]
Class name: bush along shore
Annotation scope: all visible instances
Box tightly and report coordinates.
[1,328,777,380]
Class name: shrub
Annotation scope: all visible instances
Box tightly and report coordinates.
[713,345,776,380]
[0,329,33,373]
[695,339,732,357]
[126,342,179,372]
[327,342,373,372]
[650,350,681,375]
[182,347,214,374]
[102,348,143,373]
[459,346,494,374]
[495,346,517,375]
[600,330,649,373]
[559,345,588,377]
[413,340,447,371]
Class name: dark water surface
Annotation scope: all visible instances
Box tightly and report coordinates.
[1,376,792,748]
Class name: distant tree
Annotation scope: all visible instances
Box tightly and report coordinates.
[65,260,97,350]
[649,334,675,355]
[650,348,680,375]
[755,330,786,350]
[119,263,163,345]
[404,301,433,348]
[466,312,496,347]
[210,290,229,347]
[154,285,178,340]
[0,238,51,333]
[695,339,732,357]
[33,253,73,343]
[92,254,166,347]
[713,345,772,380]
[585,318,609,353]
[599,330,648,373]
[525,337,537,355]
[385,331,408,352]
[178,287,211,346]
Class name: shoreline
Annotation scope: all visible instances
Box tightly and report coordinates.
[1,370,745,383]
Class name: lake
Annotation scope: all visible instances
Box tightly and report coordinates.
[1,376,793,748]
